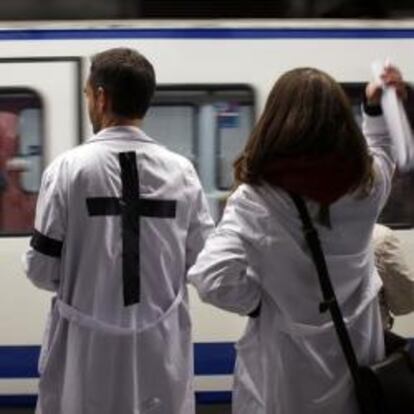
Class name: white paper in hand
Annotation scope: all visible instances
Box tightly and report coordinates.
[372,60,414,172]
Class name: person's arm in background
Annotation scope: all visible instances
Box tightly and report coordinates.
[374,224,414,317]
[23,158,67,292]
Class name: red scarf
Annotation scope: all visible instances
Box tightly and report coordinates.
[262,153,362,205]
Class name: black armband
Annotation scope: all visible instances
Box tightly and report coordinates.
[30,230,63,258]
[248,302,262,318]
[362,95,383,116]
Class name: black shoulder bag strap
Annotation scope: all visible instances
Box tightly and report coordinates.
[288,192,363,390]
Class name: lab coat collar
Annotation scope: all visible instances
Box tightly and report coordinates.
[87,126,155,145]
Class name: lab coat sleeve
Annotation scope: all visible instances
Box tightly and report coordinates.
[184,164,215,271]
[375,227,414,315]
[23,159,67,292]
[362,112,395,204]
[188,192,261,316]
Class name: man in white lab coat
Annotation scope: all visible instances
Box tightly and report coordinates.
[24,47,214,414]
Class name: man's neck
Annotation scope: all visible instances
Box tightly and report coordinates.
[101,114,142,130]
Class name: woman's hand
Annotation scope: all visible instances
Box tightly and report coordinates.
[365,65,406,106]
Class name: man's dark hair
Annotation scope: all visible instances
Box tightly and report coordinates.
[89,47,156,118]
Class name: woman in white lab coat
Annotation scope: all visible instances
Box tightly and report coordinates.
[189,67,404,414]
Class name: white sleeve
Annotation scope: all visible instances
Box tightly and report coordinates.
[184,165,215,271]
[23,161,67,292]
[362,112,395,206]
[188,192,261,316]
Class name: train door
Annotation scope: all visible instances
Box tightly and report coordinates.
[0,58,82,351]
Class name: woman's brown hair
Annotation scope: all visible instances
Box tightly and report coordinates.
[234,67,373,196]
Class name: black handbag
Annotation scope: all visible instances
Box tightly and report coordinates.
[289,192,414,414]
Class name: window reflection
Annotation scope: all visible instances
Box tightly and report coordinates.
[0,89,43,235]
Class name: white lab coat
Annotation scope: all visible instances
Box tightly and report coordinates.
[189,114,394,414]
[24,126,214,414]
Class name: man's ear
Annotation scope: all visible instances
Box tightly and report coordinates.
[96,86,110,112]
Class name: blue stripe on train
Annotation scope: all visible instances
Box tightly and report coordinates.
[2,341,414,407]
[0,343,236,378]
[0,346,40,378]
[0,392,232,407]
[0,28,414,41]
[194,342,236,376]
[0,343,235,406]
[0,395,37,407]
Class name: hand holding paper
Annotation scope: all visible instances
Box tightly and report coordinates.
[371,61,414,171]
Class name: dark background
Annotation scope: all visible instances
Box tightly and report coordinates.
[0,0,413,20]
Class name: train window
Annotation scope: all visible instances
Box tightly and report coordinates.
[216,103,254,190]
[20,108,43,193]
[0,89,43,235]
[342,82,414,229]
[143,86,255,221]
[143,105,196,162]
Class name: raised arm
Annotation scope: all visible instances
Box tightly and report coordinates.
[363,65,405,205]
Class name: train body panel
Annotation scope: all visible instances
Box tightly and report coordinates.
[0,20,414,405]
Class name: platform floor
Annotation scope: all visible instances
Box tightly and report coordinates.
[0,405,231,414]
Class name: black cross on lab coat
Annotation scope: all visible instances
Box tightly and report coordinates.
[86,151,177,306]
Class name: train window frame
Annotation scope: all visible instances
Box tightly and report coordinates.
[341,81,414,230]
[143,84,256,222]
[144,98,199,168]
[215,100,255,191]
[147,83,256,176]
[0,56,83,238]
[0,87,45,237]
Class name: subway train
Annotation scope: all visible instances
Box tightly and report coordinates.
[1,19,414,407]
